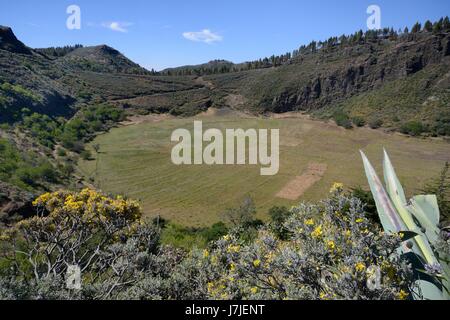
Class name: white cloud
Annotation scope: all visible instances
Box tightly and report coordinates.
[182,29,222,44]
[102,22,133,33]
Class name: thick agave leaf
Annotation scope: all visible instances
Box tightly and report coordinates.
[382,151,437,265]
[383,149,407,205]
[408,195,440,245]
[360,151,404,233]
[413,280,446,300]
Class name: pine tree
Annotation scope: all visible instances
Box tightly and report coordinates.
[433,21,443,34]
[411,22,421,33]
[424,20,433,32]
[443,16,450,30]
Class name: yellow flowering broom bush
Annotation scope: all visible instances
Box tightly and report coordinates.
[0,189,170,299]
[197,185,416,300]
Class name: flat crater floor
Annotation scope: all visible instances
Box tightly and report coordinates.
[78,112,450,226]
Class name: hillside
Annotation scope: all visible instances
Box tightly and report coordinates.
[202,30,450,135]
[62,45,151,74]
[113,22,450,135]
[0,28,204,122]
[161,59,236,75]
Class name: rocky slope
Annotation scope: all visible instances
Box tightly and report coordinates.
[205,31,449,133]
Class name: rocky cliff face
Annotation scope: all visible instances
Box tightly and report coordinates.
[266,32,450,113]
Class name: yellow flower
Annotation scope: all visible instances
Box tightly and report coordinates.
[397,290,409,300]
[203,249,209,258]
[319,292,328,300]
[0,234,10,241]
[253,259,261,268]
[230,263,236,272]
[223,235,231,241]
[327,240,336,251]
[305,219,315,226]
[227,244,240,253]
[250,287,258,294]
[330,182,344,193]
[344,230,351,237]
[355,218,364,223]
[32,192,51,206]
[355,262,366,273]
[311,225,323,238]
[210,255,218,265]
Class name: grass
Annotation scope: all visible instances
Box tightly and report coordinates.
[78,112,450,226]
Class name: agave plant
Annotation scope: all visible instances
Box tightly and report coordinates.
[360,149,449,300]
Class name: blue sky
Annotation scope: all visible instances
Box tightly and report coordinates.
[1,0,448,70]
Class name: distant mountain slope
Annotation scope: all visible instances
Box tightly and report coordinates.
[204,30,450,135]
[0,28,202,122]
[161,60,235,76]
[61,45,151,74]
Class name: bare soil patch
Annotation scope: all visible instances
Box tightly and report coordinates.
[225,94,247,108]
[120,113,174,126]
[276,163,328,200]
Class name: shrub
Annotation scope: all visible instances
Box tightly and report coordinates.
[268,206,291,240]
[369,118,383,129]
[0,189,153,299]
[21,113,61,148]
[400,121,426,136]
[201,222,229,243]
[0,139,58,189]
[201,186,415,300]
[333,112,353,129]
[80,150,92,161]
[420,162,450,225]
[352,116,366,127]
[56,148,67,157]
[433,113,450,136]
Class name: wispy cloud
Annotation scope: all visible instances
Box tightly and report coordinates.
[182,29,222,44]
[102,22,133,33]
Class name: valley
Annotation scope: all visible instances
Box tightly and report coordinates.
[78,110,450,226]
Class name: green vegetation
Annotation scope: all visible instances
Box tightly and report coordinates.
[161,221,228,249]
[18,104,124,152]
[0,82,42,122]
[0,138,58,190]
[333,111,353,129]
[351,116,366,127]
[0,82,41,103]
[400,121,427,136]
[21,113,62,148]
[369,119,384,129]
[35,44,83,58]
[420,162,450,225]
